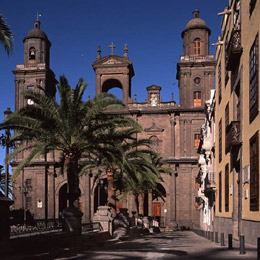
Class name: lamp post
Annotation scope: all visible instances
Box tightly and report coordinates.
[4,107,12,197]
[19,179,32,227]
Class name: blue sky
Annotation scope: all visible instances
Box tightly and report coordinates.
[0,0,227,167]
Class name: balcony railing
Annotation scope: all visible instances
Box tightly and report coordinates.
[205,172,216,190]
[226,29,242,71]
[226,121,241,153]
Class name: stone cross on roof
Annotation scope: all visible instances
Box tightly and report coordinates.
[109,42,116,55]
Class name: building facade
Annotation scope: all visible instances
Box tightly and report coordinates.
[197,89,216,232]
[12,11,215,229]
[215,0,260,245]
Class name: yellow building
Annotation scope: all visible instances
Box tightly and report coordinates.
[215,0,260,245]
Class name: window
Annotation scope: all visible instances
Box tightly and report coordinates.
[219,171,222,212]
[194,134,201,148]
[249,34,259,123]
[150,136,159,153]
[193,38,201,55]
[250,0,257,16]
[25,178,32,189]
[225,103,229,130]
[218,63,222,104]
[27,85,34,105]
[194,91,202,107]
[219,119,222,163]
[250,131,259,211]
[225,39,229,85]
[194,77,201,85]
[233,0,241,30]
[225,164,229,212]
[29,47,36,60]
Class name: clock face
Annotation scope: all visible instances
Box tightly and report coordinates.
[194,77,201,85]
[27,99,34,105]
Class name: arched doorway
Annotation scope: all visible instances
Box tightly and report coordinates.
[152,183,167,226]
[59,183,68,217]
[94,178,108,213]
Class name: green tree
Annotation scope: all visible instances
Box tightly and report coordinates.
[0,75,136,209]
[0,13,13,56]
[84,126,143,217]
[117,141,171,216]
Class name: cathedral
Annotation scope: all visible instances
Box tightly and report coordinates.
[12,10,215,229]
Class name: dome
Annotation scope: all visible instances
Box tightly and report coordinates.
[185,18,207,30]
[23,20,49,42]
[182,10,211,37]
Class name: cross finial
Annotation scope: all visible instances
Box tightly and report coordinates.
[109,42,116,55]
[124,43,128,58]
[97,45,101,59]
[36,13,42,21]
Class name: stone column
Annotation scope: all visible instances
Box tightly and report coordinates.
[148,191,153,217]
[170,119,176,157]
[95,74,101,95]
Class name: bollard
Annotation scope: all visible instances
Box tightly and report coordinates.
[257,237,260,260]
[211,232,214,242]
[228,234,233,249]
[215,232,218,243]
[221,233,225,246]
[239,235,246,254]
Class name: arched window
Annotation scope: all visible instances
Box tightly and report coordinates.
[193,38,201,55]
[150,135,159,153]
[29,47,36,60]
[194,91,202,107]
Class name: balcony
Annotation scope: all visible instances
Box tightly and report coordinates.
[226,29,242,71]
[225,121,241,153]
[205,172,216,190]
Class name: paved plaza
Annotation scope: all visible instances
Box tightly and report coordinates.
[2,230,258,260]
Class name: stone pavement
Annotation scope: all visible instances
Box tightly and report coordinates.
[2,230,258,259]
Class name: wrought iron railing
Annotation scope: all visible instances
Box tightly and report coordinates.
[205,172,216,189]
[225,121,241,152]
[10,219,62,237]
[226,29,242,71]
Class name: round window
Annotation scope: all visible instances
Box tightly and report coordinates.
[194,77,201,85]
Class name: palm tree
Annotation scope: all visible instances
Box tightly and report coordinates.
[83,126,143,217]
[119,150,171,216]
[0,75,137,210]
[0,171,13,198]
[0,13,14,56]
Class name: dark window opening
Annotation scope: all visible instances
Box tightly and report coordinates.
[250,131,259,211]
[29,47,36,60]
[225,164,229,212]
[249,34,259,123]
[219,119,222,163]
[250,0,257,16]
[218,63,222,104]
[219,171,222,213]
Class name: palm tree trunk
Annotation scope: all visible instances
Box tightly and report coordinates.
[135,194,139,216]
[107,168,116,217]
[139,193,144,216]
[66,154,80,208]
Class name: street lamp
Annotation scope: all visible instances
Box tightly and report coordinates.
[19,178,32,227]
[4,107,12,197]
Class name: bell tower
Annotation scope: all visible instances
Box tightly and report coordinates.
[177,10,215,108]
[92,44,134,105]
[13,19,57,112]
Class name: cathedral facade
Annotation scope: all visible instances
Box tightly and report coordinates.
[12,10,215,229]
